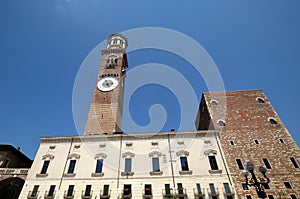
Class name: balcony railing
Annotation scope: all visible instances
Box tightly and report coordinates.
[0,168,29,175]
[193,188,205,198]
[27,191,39,199]
[222,187,235,196]
[162,189,175,198]
[142,190,153,199]
[100,189,111,199]
[64,190,75,199]
[44,191,56,199]
[122,193,132,199]
[207,188,219,197]
[81,190,93,199]
[177,188,187,199]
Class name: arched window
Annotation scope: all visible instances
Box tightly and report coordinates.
[269,118,277,125]
[218,120,225,127]
[211,100,218,106]
[257,98,265,103]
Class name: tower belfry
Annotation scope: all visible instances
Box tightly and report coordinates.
[84,34,128,135]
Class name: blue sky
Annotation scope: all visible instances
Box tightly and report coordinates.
[0,0,299,159]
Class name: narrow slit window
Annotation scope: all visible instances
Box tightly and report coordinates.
[236,159,244,170]
[263,158,272,169]
[290,157,299,168]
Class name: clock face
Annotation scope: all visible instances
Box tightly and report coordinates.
[97,77,118,91]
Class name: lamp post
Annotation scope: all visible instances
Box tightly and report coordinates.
[241,162,270,199]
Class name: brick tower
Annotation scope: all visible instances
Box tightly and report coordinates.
[84,34,128,135]
[196,89,300,198]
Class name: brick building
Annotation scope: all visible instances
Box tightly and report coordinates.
[0,145,32,199]
[196,90,300,198]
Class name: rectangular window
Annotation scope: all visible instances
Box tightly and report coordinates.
[165,184,171,195]
[242,183,249,190]
[180,157,189,171]
[263,158,272,169]
[208,156,219,170]
[144,184,152,195]
[177,183,184,194]
[103,185,109,196]
[236,159,244,170]
[290,194,297,199]
[84,185,92,196]
[123,184,131,195]
[152,157,160,172]
[31,185,39,197]
[223,183,231,194]
[279,138,285,143]
[47,185,55,197]
[40,160,50,174]
[67,185,74,196]
[196,183,202,194]
[290,157,299,168]
[125,158,132,172]
[254,139,260,144]
[67,160,76,174]
[268,195,275,199]
[284,182,292,189]
[95,159,103,173]
[229,141,235,146]
[209,183,216,195]
[246,195,252,199]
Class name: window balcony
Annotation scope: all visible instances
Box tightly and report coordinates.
[208,169,222,174]
[122,193,132,199]
[193,188,205,198]
[222,187,235,197]
[81,190,93,199]
[207,188,219,198]
[179,170,192,175]
[64,190,75,199]
[143,190,153,199]
[100,189,111,199]
[27,191,39,199]
[91,172,104,177]
[176,188,187,199]
[162,189,175,199]
[36,173,48,178]
[121,172,134,177]
[149,171,163,176]
[44,191,56,199]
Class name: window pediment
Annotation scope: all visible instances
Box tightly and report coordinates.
[68,153,80,159]
[204,149,217,155]
[42,154,55,160]
[122,151,135,158]
[176,150,189,156]
[148,151,162,157]
[95,152,107,159]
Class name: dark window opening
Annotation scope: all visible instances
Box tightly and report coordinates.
[279,138,285,144]
[84,185,92,196]
[268,195,274,199]
[196,183,202,194]
[290,157,299,168]
[144,184,152,195]
[211,100,218,106]
[67,160,76,174]
[236,159,244,170]
[180,157,189,171]
[246,195,252,199]
[209,183,216,195]
[290,194,297,199]
[263,158,272,169]
[257,98,265,103]
[165,184,171,195]
[218,120,225,127]
[230,140,235,146]
[47,185,55,197]
[242,183,249,190]
[67,185,74,196]
[41,160,50,174]
[95,159,103,173]
[208,156,219,170]
[269,118,277,125]
[223,183,231,194]
[254,140,260,145]
[103,185,109,196]
[284,182,292,189]
[123,184,131,195]
[31,185,39,197]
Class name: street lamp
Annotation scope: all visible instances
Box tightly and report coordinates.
[241,162,270,199]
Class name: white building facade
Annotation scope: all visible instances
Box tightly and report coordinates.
[19,131,235,199]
